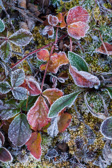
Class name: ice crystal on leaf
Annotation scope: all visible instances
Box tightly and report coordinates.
[67,6,89,39]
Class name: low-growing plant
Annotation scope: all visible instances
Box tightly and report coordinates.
[0,2,112,164]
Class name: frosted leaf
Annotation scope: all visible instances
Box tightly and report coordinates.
[9,28,33,46]
[0,19,5,32]
[48,91,80,118]
[48,14,59,26]
[47,117,59,137]
[11,69,25,87]
[0,81,11,94]
[0,147,13,162]
[42,25,54,38]
[0,41,12,63]
[0,104,20,120]
[0,131,5,146]
[27,96,50,131]
[20,76,41,96]
[0,61,9,76]
[69,66,100,89]
[12,87,29,100]
[68,51,88,71]
[8,114,32,147]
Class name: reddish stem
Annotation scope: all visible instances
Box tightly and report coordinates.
[70,37,72,51]
[11,33,67,69]
[41,27,59,91]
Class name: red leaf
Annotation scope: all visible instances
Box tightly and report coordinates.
[58,113,72,132]
[96,42,112,55]
[67,6,89,25]
[42,25,54,38]
[20,76,41,96]
[37,49,49,61]
[0,147,13,162]
[40,52,69,74]
[48,14,59,26]
[27,96,50,131]
[26,132,41,160]
[43,88,63,105]
[69,65,100,88]
[67,21,89,39]
[67,6,89,39]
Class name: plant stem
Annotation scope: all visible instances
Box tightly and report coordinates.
[70,37,72,51]
[11,33,67,69]
[41,27,59,91]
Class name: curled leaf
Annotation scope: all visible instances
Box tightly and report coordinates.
[96,42,112,55]
[48,14,59,26]
[26,132,41,160]
[100,117,112,140]
[8,114,32,147]
[43,88,63,105]
[0,147,13,162]
[42,25,54,38]
[69,66,100,89]
[9,28,33,46]
[20,76,41,96]
[27,96,50,131]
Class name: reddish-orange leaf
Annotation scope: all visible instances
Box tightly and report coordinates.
[27,96,50,131]
[48,14,59,26]
[43,88,63,105]
[69,66,100,88]
[37,49,49,61]
[67,21,89,39]
[57,13,63,23]
[96,42,112,55]
[40,52,69,74]
[58,113,72,132]
[67,6,89,25]
[42,25,54,38]
[26,132,41,160]
[20,76,41,96]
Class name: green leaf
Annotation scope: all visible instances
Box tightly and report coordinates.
[12,87,29,100]
[100,117,112,140]
[9,28,33,46]
[106,87,112,99]
[0,81,11,94]
[0,104,20,120]
[0,19,5,33]
[68,51,88,71]
[0,41,11,62]
[11,69,25,87]
[48,91,80,118]
[20,96,37,111]
[8,114,32,147]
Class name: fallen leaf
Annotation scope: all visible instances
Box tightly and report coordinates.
[48,14,59,26]
[96,42,112,55]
